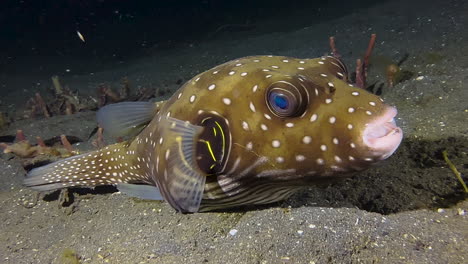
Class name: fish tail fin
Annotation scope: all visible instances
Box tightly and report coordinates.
[24,142,146,191]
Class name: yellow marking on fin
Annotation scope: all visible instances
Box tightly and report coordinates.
[212,127,217,137]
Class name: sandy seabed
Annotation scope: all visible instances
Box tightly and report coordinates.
[0,0,467,263]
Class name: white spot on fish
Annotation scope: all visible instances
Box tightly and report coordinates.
[272,140,281,148]
[329,116,336,124]
[208,84,216,90]
[296,155,306,162]
[252,85,258,92]
[260,124,268,131]
[222,98,232,105]
[249,102,256,112]
[246,142,253,150]
[242,121,249,131]
[229,71,235,75]
[348,107,355,113]
[190,95,196,103]
[241,72,248,76]
[285,122,294,127]
[302,136,312,144]
[320,145,327,151]
[334,156,342,163]
[310,114,318,122]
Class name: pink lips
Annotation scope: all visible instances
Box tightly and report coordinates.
[362,106,403,159]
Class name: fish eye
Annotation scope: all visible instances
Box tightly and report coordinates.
[266,81,307,118]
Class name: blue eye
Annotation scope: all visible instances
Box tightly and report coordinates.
[266,82,307,118]
[272,93,289,110]
[267,89,299,117]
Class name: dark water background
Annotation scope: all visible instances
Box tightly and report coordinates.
[0,0,381,76]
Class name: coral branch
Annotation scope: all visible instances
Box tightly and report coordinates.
[16,130,27,142]
[92,127,105,148]
[353,34,377,89]
[329,36,341,59]
[36,136,46,148]
[355,59,364,89]
[35,93,51,118]
[363,34,376,67]
[60,135,74,153]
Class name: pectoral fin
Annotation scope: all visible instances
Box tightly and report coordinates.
[155,117,206,213]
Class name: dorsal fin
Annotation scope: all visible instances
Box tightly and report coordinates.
[97,101,165,138]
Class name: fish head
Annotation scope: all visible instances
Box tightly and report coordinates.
[151,55,403,211]
[237,55,403,177]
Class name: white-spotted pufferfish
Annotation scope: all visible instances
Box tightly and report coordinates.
[25,55,403,212]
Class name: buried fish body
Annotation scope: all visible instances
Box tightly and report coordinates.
[25,55,403,212]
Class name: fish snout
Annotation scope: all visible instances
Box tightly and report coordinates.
[362,106,403,160]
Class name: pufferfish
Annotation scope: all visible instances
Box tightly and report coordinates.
[24,55,403,212]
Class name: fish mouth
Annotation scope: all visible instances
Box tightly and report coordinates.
[362,106,403,159]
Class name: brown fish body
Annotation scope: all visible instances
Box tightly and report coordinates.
[25,55,403,212]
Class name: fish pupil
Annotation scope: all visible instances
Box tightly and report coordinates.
[273,94,289,109]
